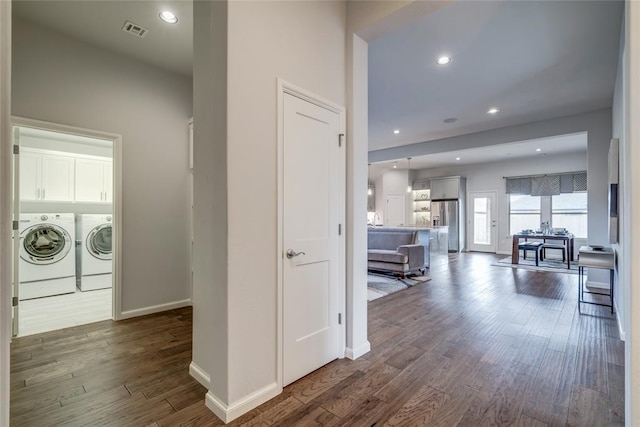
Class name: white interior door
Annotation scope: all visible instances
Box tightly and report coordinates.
[468,191,497,253]
[283,92,342,386]
[386,194,406,226]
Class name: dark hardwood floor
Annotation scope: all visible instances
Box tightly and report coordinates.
[10,253,624,426]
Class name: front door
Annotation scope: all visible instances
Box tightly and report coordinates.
[468,191,497,253]
[282,92,342,386]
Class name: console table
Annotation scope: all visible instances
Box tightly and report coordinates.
[578,246,615,313]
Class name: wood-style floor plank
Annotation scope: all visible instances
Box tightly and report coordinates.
[10,253,624,426]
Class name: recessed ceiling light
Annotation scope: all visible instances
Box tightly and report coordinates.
[487,108,500,114]
[443,117,458,123]
[393,163,397,169]
[437,56,452,65]
[456,157,461,161]
[393,129,400,134]
[159,11,178,24]
[536,148,542,152]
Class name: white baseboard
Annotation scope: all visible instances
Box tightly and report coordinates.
[585,281,610,289]
[205,382,281,423]
[189,361,210,388]
[496,251,511,256]
[345,340,371,360]
[118,299,192,320]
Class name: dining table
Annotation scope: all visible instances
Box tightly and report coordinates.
[511,232,575,268]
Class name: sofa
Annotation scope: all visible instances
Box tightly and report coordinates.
[367,228,427,277]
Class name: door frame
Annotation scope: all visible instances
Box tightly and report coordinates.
[276,79,346,389]
[467,190,498,253]
[11,116,123,321]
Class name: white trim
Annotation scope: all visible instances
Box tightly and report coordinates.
[10,116,124,322]
[119,299,191,320]
[0,2,12,424]
[345,341,371,360]
[205,382,281,424]
[496,250,511,256]
[189,361,210,388]
[276,79,347,387]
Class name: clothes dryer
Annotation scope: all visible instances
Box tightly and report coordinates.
[19,213,76,299]
[76,214,113,291]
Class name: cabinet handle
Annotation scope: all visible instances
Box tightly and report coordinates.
[42,189,45,199]
[36,188,40,199]
[100,191,103,201]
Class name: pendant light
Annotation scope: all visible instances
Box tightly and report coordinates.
[367,163,373,196]
[406,157,412,193]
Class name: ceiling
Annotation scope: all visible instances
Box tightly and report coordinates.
[13,0,193,77]
[368,0,624,152]
[12,0,623,166]
[369,132,587,181]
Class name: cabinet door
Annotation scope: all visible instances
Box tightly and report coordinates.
[442,178,459,199]
[20,151,41,201]
[103,161,113,203]
[75,158,105,202]
[42,154,75,201]
[431,178,459,199]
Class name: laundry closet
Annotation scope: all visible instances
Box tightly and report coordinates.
[15,125,114,336]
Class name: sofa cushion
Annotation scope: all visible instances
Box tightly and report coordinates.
[367,249,408,264]
[368,231,416,250]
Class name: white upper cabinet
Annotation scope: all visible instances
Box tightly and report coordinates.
[20,150,42,201]
[75,159,105,202]
[75,158,113,203]
[20,149,75,201]
[20,147,112,203]
[430,177,461,200]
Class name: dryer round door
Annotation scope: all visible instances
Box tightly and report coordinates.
[87,224,112,260]
[20,223,72,265]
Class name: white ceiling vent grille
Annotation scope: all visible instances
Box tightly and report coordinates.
[122,21,148,38]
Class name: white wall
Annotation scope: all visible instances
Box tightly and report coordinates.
[191,0,228,402]
[12,18,193,314]
[413,151,588,254]
[226,0,345,405]
[193,0,347,421]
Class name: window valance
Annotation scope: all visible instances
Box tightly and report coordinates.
[505,171,587,196]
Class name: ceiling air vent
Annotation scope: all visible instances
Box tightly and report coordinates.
[122,21,148,38]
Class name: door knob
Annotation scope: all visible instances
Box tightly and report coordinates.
[286,249,305,259]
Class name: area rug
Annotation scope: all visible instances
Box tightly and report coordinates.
[494,257,578,275]
[367,273,431,301]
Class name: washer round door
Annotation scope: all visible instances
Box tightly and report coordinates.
[20,223,72,265]
[87,224,112,260]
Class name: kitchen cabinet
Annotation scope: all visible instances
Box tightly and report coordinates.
[20,149,75,201]
[75,158,113,203]
[430,177,462,200]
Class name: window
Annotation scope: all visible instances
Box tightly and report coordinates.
[509,195,541,235]
[552,193,588,238]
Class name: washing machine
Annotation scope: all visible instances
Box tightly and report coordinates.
[76,214,113,291]
[19,213,76,299]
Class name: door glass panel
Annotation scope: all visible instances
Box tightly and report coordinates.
[24,226,65,258]
[91,226,112,255]
[473,197,491,245]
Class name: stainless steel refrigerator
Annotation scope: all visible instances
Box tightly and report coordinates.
[430,200,461,252]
